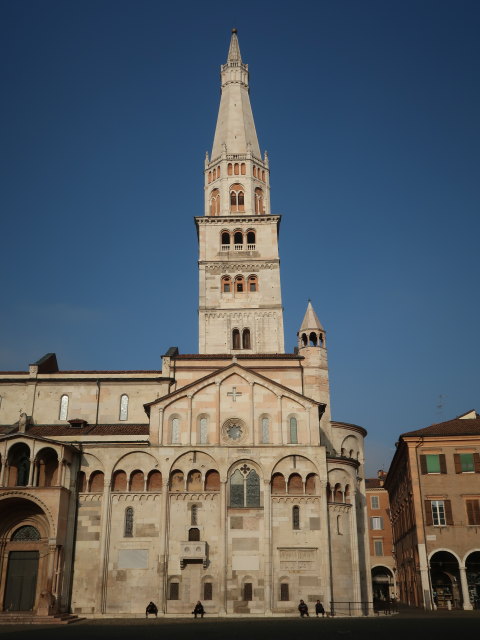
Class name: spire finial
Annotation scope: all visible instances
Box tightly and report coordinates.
[227,28,242,63]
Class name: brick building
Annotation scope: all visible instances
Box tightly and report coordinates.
[385,410,480,609]
[365,471,396,601]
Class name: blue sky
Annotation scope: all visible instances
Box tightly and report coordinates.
[1,0,479,475]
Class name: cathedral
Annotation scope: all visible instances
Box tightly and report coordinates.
[0,30,371,618]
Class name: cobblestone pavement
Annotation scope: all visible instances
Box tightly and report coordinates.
[0,611,479,640]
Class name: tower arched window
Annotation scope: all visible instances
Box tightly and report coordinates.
[232,329,241,350]
[234,163,239,175]
[222,276,232,293]
[119,394,128,421]
[199,417,208,444]
[255,187,264,214]
[188,527,200,541]
[171,417,180,444]
[235,275,245,293]
[230,184,245,212]
[242,328,251,349]
[289,417,298,444]
[292,505,300,530]
[124,507,134,537]
[262,170,265,181]
[248,275,258,292]
[234,231,243,245]
[246,230,255,245]
[253,166,257,178]
[210,189,220,216]
[228,163,233,176]
[216,166,220,178]
[59,395,69,420]
[261,417,269,444]
[208,171,212,183]
[221,231,230,246]
[241,163,246,175]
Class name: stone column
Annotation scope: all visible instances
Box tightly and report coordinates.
[187,395,193,446]
[459,565,473,610]
[159,408,164,445]
[97,478,112,614]
[216,382,221,444]
[159,482,170,614]
[219,479,227,615]
[277,395,283,445]
[28,459,35,487]
[263,479,272,614]
[0,463,8,486]
[250,382,255,445]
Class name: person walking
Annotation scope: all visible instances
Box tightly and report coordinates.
[298,599,309,617]
[315,600,325,617]
[192,601,205,618]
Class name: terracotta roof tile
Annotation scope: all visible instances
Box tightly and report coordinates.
[0,424,149,437]
[402,418,480,438]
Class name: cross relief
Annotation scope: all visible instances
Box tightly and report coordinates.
[227,386,243,402]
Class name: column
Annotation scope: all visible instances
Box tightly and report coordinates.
[263,479,272,614]
[187,394,193,445]
[159,408,164,445]
[459,565,473,610]
[159,482,169,613]
[28,459,35,486]
[277,395,283,445]
[216,382,221,444]
[219,479,227,615]
[96,478,112,614]
[250,382,255,445]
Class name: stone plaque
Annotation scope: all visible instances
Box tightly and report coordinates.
[279,548,316,571]
[117,549,148,569]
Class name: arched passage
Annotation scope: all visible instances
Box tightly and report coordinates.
[430,550,461,609]
[371,566,394,601]
[465,551,480,608]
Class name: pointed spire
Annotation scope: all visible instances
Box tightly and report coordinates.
[299,301,324,333]
[227,28,242,63]
[211,29,261,159]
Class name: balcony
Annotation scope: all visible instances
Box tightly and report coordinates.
[179,540,208,569]
[221,245,230,251]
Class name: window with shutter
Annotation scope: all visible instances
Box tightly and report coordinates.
[474,453,480,473]
[370,495,380,509]
[425,455,441,473]
[424,500,433,526]
[466,499,480,525]
[374,540,384,556]
[431,500,446,526]
[459,453,474,473]
[454,454,462,474]
[439,454,447,474]
[444,499,453,525]
[370,517,383,530]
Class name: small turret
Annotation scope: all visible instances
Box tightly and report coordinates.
[297,300,326,349]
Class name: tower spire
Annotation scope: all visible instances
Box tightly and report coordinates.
[298,301,326,349]
[211,29,261,159]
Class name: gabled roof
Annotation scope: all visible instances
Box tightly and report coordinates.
[144,361,325,416]
[0,424,149,438]
[401,417,480,438]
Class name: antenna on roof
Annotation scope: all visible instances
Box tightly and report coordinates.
[436,393,445,421]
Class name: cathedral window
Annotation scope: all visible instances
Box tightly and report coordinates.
[230,467,260,507]
[112,470,127,492]
[209,189,220,215]
[235,275,245,293]
[208,171,212,183]
[59,394,69,420]
[168,581,179,600]
[188,527,200,541]
[130,469,144,492]
[232,328,241,349]
[221,231,231,246]
[288,473,303,495]
[12,525,40,541]
[262,170,265,181]
[248,275,258,291]
[241,163,246,175]
[147,470,162,491]
[7,443,30,487]
[292,505,300,530]
[305,473,317,495]
[124,507,134,537]
[289,417,298,444]
[234,163,239,175]
[205,469,220,491]
[230,184,245,212]
[169,470,184,491]
[119,394,129,421]
[199,416,208,444]
[242,328,251,349]
[254,187,264,214]
[191,504,198,525]
[217,166,220,178]
[171,416,180,444]
[228,163,233,176]
[233,231,243,245]
[89,470,104,492]
[271,472,285,494]
[187,469,202,491]
[246,230,255,245]
[222,276,232,293]
[203,582,213,600]
[261,416,269,444]
[243,582,253,601]
[280,583,289,601]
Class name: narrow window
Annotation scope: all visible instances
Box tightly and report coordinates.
[426,454,441,474]
[222,276,231,293]
[119,394,128,421]
[169,582,179,600]
[191,504,198,526]
[247,230,255,244]
[204,582,213,600]
[242,328,251,349]
[431,500,446,526]
[244,583,252,601]
[246,469,260,507]
[221,232,231,245]
[261,417,269,444]
[235,276,244,293]
[59,395,69,420]
[124,507,133,537]
[171,417,180,444]
[230,469,244,507]
[217,166,220,178]
[289,417,298,444]
[292,505,300,530]
[374,540,384,556]
[248,275,258,291]
[238,191,244,208]
[253,166,257,177]
[232,329,241,350]
[241,163,246,175]
[337,514,342,534]
[234,231,243,245]
[228,163,233,176]
[188,527,200,541]
[199,417,208,444]
[234,163,239,175]
[208,171,212,183]
[370,516,384,530]
[460,453,474,472]
[280,583,289,601]
[255,187,264,214]
[370,495,380,509]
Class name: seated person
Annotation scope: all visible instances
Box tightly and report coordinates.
[146,601,158,618]
[192,601,205,618]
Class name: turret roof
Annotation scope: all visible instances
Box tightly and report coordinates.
[299,301,324,332]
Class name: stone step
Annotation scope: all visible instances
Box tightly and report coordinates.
[0,613,85,625]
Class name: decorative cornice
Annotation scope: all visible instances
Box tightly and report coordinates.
[328,502,352,513]
[169,492,218,501]
[195,215,280,225]
[272,496,321,504]
[202,261,279,273]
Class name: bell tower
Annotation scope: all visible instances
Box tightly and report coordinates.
[196,29,285,354]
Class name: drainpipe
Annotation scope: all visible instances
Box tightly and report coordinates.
[415,438,434,610]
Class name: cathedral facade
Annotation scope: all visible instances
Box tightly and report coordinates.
[0,31,371,618]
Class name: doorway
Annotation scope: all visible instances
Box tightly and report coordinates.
[3,551,39,611]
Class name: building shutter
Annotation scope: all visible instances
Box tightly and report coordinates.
[439,454,447,474]
[474,500,480,525]
[424,500,433,526]
[454,454,461,474]
[466,500,475,525]
[474,453,480,473]
[444,500,453,525]
[420,455,427,475]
